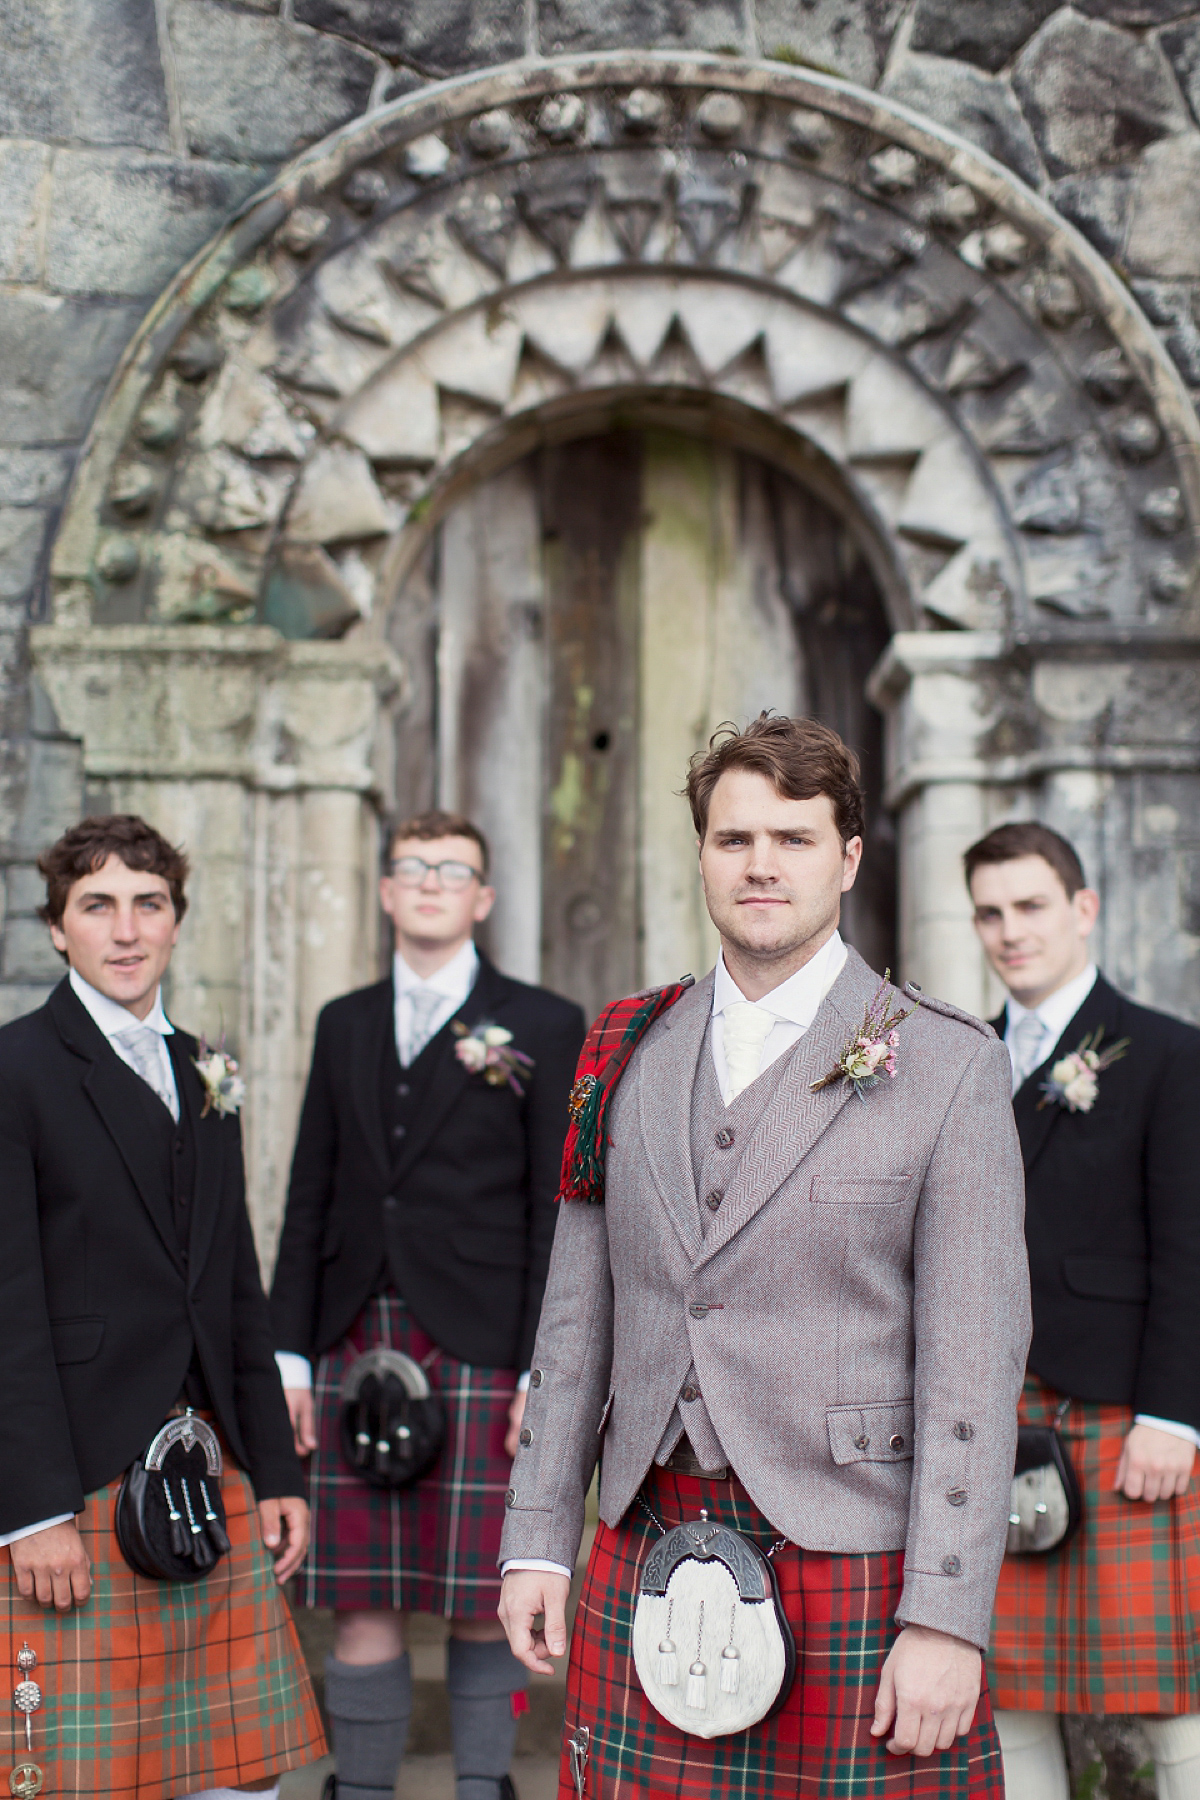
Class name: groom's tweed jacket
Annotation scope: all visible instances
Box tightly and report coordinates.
[500,949,1031,1650]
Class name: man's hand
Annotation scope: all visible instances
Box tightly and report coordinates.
[285,1386,318,1457]
[1114,1423,1195,1501]
[259,1496,310,1583]
[871,1624,981,1757]
[498,1568,570,1675]
[9,1521,92,1611]
[504,1389,527,1461]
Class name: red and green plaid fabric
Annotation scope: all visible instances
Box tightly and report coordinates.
[990,1373,1200,1714]
[0,1458,325,1799]
[560,1464,1004,1800]
[305,1292,518,1616]
[560,979,694,1204]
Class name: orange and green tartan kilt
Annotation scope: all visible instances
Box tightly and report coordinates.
[560,1463,1004,1800]
[0,1460,325,1799]
[305,1292,518,1616]
[990,1374,1200,1714]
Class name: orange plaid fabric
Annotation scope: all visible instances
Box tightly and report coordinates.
[0,1462,325,1798]
[989,1374,1200,1714]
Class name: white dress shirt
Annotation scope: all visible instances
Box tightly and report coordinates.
[276,941,482,1395]
[0,971,179,1548]
[1003,963,1200,1452]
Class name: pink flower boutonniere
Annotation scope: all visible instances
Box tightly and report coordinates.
[452,1020,534,1095]
[1037,1026,1129,1113]
[193,1036,246,1117]
[811,973,917,1102]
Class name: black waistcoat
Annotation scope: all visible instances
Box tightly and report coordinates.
[375,1019,456,1295]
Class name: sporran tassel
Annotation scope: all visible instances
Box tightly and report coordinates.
[685,1660,707,1710]
[657,1641,679,1686]
[720,1646,740,1694]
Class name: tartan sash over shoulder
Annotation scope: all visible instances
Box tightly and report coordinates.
[559,976,694,1204]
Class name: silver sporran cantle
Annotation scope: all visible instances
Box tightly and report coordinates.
[631,1509,795,1739]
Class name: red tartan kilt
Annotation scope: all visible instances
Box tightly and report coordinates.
[989,1374,1200,1714]
[305,1293,518,1617]
[0,1455,325,1799]
[561,1465,1004,1800]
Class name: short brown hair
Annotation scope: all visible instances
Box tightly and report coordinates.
[37,815,190,937]
[685,713,865,846]
[963,822,1086,899]
[384,809,490,876]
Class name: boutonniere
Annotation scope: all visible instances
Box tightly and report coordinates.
[452,1020,534,1095]
[192,1036,246,1117]
[1037,1026,1129,1113]
[810,972,917,1102]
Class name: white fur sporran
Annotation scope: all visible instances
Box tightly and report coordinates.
[631,1511,795,1739]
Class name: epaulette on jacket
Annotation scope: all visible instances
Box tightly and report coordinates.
[903,982,996,1037]
[558,975,695,1204]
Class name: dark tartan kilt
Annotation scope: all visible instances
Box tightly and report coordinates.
[990,1373,1200,1714]
[305,1292,518,1616]
[560,1464,1004,1800]
[0,1458,325,1799]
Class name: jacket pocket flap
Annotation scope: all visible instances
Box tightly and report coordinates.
[50,1315,105,1364]
[810,1175,912,1204]
[451,1228,528,1269]
[1062,1254,1149,1303]
[827,1400,915,1465]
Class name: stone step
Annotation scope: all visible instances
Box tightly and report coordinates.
[280,1751,560,1800]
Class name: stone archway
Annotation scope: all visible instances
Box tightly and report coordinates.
[36,51,1200,1248]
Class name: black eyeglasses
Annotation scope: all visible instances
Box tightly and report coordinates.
[389,856,482,892]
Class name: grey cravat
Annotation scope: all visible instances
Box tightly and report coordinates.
[1010,1011,1047,1094]
[116,1023,180,1121]
[405,986,444,1064]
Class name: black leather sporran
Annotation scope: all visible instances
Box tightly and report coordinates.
[115,1411,231,1582]
[338,1347,446,1490]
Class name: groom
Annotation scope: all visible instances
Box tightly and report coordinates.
[499,714,1031,1800]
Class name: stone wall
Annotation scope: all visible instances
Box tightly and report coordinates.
[5,0,1200,1016]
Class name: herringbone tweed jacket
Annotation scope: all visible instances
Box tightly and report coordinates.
[500,949,1031,1651]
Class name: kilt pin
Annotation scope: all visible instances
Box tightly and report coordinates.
[0,1458,324,1799]
[990,1375,1200,1715]
[305,1293,517,1617]
[561,1465,1006,1800]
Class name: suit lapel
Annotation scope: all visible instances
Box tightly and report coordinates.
[169,1033,222,1282]
[49,982,185,1275]
[1012,975,1118,1174]
[693,949,878,1267]
[352,981,394,1184]
[388,955,509,1187]
[636,974,713,1259]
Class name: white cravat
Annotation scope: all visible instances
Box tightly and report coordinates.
[710,931,848,1105]
[722,1002,777,1101]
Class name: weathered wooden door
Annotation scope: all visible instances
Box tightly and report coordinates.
[388,428,894,1022]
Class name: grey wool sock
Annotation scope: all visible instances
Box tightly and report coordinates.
[324,1652,412,1800]
[446,1636,530,1800]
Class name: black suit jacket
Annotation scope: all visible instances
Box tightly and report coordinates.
[0,980,303,1535]
[994,972,1200,1431]
[271,955,585,1371]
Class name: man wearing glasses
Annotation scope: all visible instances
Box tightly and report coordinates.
[270,810,585,1800]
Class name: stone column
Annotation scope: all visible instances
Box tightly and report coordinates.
[29,622,404,1265]
[869,632,1008,1017]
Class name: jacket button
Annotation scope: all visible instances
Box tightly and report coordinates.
[519,1427,533,1446]
[854,1433,870,1451]
[947,1487,968,1507]
[953,1421,974,1441]
[393,1124,406,1139]
[681,1384,699,1403]
[941,1554,962,1576]
[505,1488,516,1508]
[397,1083,410,1097]
[383,1195,398,1211]
[688,1303,709,1320]
[530,1369,544,1388]
[715,1127,735,1149]
[706,1189,724,1211]
[889,1433,905,1452]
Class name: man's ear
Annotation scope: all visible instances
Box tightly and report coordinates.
[1074,887,1101,938]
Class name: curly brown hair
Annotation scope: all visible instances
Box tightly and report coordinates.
[685,713,865,847]
[37,815,190,935]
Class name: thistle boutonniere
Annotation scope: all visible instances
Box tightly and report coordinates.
[192,1036,246,1117]
[1037,1026,1129,1113]
[452,1020,534,1095]
[810,972,917,1102]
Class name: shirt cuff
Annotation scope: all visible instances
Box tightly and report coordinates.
[517,1371,531,1393]
[501,1558,574,1580]
[0,1513,74,1548]
[1134,1414,1200,1450]
[275,1351,313,1391]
